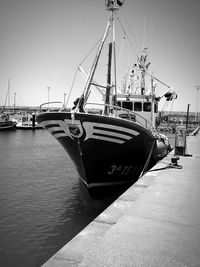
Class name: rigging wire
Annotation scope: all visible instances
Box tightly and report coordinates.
[78,36,103,67]
[161,98,169,113]
[170,98,175,113]
[160,95,175,120]
[65,35,105,107]
[119,6,140,52]
[116,3,173,94]
[65,67,79,108]
[115,13,140,63]
[67,27,112,108]
[66,1,142,106]
[148,160,183,172]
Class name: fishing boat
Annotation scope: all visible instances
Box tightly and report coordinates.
[0,79,17,130]
[16,113,43,130]
[37,0,176,193]
[0,112,17,130]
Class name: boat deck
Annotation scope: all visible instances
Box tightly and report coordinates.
[43,129,200,267]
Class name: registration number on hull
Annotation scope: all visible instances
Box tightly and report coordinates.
[108,165,134,176]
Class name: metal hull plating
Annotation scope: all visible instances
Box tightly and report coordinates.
[37,112,158,189]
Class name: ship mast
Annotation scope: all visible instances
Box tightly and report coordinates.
[104,40,113,115]
[104,1,114,114]
[80,20,111,108]
[151,76,156,129]
[139,48,150,95]
[77,0,124,112]
[104,0,123,114]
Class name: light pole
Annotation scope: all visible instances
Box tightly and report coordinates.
[47,86,50,110]
[186,104,190,132]
[64,93,66,108]
[14,92,16,111]
[195,86,200,123]
[8,79,10,108]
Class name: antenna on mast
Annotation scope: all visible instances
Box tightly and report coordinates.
[105,0,125,11]
[142,15,146,50]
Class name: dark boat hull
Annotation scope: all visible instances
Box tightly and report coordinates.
[0,121,17,130]
[37,111,162,189]
[16,125,43,130]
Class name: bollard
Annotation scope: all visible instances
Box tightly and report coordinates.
[32,113,36,128]
[174,125,186,156]
[171,156,180,166]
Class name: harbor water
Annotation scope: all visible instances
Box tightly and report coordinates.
[0,130,124,267]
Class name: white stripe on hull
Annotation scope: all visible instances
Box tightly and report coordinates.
[94,128,133,140]
[40,118,140,144]
[89,135,125,144]
[48,126,63,133]
[80,177,135,188]
[54,133,68,138]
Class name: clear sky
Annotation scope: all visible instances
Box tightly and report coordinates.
[0,0,200,112]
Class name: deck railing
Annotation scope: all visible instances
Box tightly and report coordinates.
[38,101,152,130]
[84,102,152,130]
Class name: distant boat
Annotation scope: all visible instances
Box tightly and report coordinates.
[37,0,176,194]
[16,113,43,130]
[0,79,17,130]
[0,113,17,130]
[157,126,173,132]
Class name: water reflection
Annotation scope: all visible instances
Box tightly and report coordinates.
[38,179,128,266]
[0,129,174,267]
[0,129,127,267]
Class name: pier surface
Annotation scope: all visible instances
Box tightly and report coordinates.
[43,132,200,267]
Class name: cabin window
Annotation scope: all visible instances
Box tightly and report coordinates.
[143,102,151,112]
[117,101,121,107]
[154,103,158,113]
[134,102,142,111]
[119,113,136,122]
[122,101,133,110]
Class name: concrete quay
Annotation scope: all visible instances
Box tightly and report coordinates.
[43,132,200,267]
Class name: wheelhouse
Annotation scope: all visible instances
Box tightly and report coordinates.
[116,94,158,128]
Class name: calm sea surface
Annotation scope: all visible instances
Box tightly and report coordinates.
[0,129,124,267]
